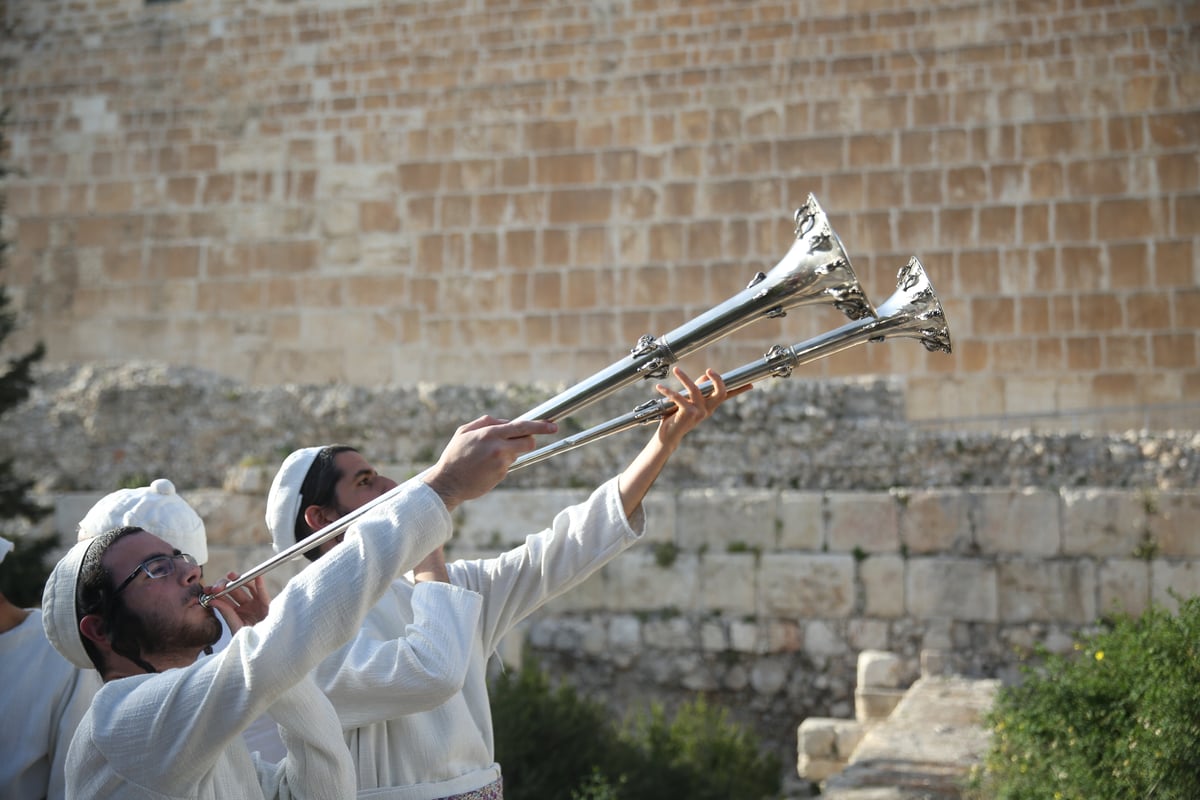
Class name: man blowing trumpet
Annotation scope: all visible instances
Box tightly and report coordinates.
[40,414,558,799]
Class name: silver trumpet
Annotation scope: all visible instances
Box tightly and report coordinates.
[507,256,951,473]
[516,193,875,424]
[200,197,877,608]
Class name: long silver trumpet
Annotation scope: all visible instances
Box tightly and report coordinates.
[200,196,874,608]
[507,257,951,473]
[516,193,875,423]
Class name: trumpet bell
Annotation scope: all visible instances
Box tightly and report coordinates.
[868,256,952,354]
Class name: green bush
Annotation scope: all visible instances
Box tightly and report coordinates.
[491,660,782,800]
[616,695,782,800]
[490,664,628,799]
[969,596,1200,799]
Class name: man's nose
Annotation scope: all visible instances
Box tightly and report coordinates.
[380,476,398,492]
[181,560,203,584]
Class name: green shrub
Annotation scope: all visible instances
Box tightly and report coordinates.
[969,597,1200,799]
[490,663,627,799]
[492,660,782,800]
[617,695,782,800]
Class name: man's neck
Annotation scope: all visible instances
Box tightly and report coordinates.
[101,648,205,682]
[0,597,30,635]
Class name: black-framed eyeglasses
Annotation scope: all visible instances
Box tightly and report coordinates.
[113,553,199,596]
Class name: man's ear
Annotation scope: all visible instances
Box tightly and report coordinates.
[302,504,336,533]
[79,614,109,647]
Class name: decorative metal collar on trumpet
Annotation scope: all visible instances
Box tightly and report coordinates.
[199,197,948,609]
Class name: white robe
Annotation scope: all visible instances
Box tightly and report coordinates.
[65,480,483,800]
[0,608,101,800]
[314,476,644,799]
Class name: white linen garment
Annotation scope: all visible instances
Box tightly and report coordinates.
[314,476,645,800]
[64,481,482,800]
[0,609,101,800]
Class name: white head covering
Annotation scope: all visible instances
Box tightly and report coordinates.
[77,478,208,565]
[265,447,324,554]
[42,538,99,669]
[0,535,13,565]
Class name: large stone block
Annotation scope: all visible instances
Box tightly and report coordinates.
[779,491,823,550]
[698,553,757,614]
[857,650,903,689]
[1061,488,1147,557]
[675,488,778,552]
[906,558,997,622]
[899,489,969,554]
[860,553,905,618]
[1148,491,1200,557]
[606,550,699,611]
[761,553,856,617]
[827,491,900,554]
[1097,558,1151,617]
[973,488,1060,556]
[1152,560,1200,613]
[996,559,1096,624]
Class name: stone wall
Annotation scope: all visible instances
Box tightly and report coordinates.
[1,0,1198,431]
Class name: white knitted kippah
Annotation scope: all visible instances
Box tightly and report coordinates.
[42,538,99,670]
[77,478,209,565]
[0,535,12,565]
[265,447,325,554]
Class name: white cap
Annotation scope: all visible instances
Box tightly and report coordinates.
[0,536,13,565]
[42,538,98,669]
[77,478,208,565]
[265,447,324,554]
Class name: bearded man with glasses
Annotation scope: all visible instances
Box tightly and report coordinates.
[39,414,556,799]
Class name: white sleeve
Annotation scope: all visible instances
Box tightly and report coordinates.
[449,476,644,655]
[315,581,483,727]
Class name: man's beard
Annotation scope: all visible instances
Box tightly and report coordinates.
[111,590,222,663]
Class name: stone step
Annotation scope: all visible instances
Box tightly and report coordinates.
[821,675,1000,800]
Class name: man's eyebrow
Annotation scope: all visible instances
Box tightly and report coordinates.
[350,468,375,482]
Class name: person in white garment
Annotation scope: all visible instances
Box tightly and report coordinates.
[40,414,555,800]
[75,477,287,763]
[0,535,102,800]
[265,366,736,800]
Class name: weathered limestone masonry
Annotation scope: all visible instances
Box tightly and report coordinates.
[10,363,1200,770]
[1,0,1198,431]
